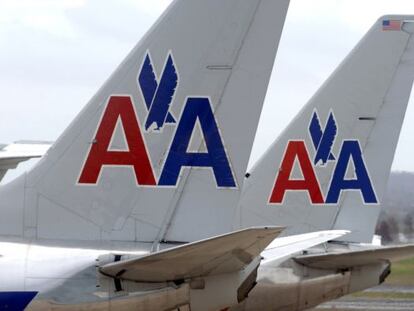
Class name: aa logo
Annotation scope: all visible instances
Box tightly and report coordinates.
[269,110,378,205]
[78,51,236,188]
[139,52,178,132]
[309,110,337,166]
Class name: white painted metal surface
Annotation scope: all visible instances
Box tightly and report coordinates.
[0,2,413,310]
[237,15,414,243]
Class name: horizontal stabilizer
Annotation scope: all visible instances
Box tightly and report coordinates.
[0,141,52,181]
[99,227,283,282]
[295,244,414,270]
[261,230,349,265]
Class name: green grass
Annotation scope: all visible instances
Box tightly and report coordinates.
[311,258,414,309]
[346,258,414,300]
[386,257,414,286]
[310,258,414,310]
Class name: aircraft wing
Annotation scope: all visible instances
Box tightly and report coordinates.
[294,244,414,269]
[100,227,284,282]
[0,141,52,181]
[261,230,349,265]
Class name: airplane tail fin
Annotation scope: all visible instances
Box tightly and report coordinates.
[0,0,290,242]
[238,16,414,243]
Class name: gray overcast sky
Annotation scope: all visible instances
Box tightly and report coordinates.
[0,0,413,182]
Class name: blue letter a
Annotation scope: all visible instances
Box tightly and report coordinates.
[158,98,236,188]
[326,140,377,204]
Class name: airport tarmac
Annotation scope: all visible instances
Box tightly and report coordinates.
[315,298,414,310]
[312,285,414,311]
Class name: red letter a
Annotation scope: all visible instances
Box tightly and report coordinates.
[269,141,324,204]
[78,96,156,186]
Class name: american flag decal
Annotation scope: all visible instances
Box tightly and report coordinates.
[382,20,401,31]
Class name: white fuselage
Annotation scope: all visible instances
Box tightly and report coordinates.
[0,236,389,311]
[0,237,153,308]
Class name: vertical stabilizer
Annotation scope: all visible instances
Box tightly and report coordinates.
[0,0,290,242]
[238,16,414,243]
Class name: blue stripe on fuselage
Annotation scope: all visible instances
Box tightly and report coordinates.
[0,292,38,311]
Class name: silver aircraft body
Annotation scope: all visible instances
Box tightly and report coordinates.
[1,1,414,310]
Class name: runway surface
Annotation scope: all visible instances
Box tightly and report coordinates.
[312,285,414,311]
[316,298,414,310]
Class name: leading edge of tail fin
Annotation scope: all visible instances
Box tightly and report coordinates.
[0,0,290,242]
[237,15,414,243]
